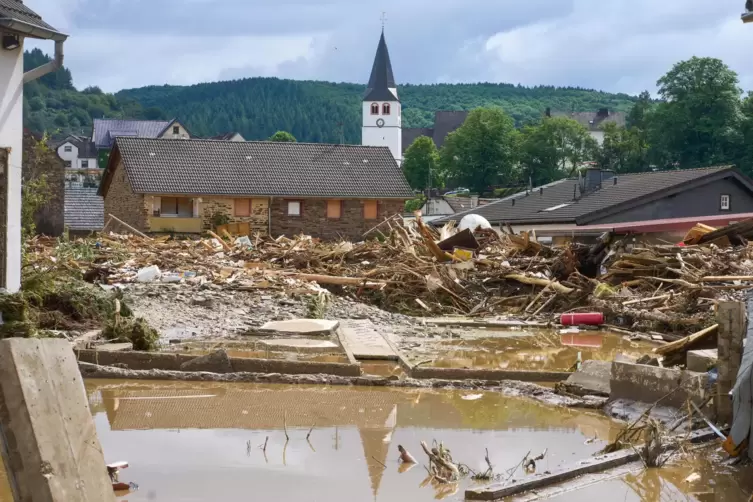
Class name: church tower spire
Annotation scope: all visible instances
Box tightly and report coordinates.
[362,29,402,164]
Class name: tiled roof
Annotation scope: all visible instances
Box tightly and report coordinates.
[402,127,434,152]
[548,109,626,132]
[103,138,414,199]
[93,119,171,149]
[443,196,496,214]
[401,111,469,153]
[432,167,746,225]
[0,0,60,34]
[432,111,469,148]
[209,132,244,141]
[364,31,398,102]
[64,187,104,231]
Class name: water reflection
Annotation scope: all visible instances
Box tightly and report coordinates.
[85,379,619,502]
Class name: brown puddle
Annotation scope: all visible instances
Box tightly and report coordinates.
[175,348,349,364]
[544,448,753,501]
[411,330,654,371]
[84,379,621,502]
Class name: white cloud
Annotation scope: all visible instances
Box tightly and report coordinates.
[20,0,753,95]
[482,0,753,94]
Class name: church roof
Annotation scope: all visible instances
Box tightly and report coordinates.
[364,31,398,102]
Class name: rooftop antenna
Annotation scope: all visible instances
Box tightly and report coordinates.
[381,11,387,31]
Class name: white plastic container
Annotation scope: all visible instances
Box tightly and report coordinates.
[136,265,161,282]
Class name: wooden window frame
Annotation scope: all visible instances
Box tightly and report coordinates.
[363,200,379,220]
[370,103,379,115]
[721,194,731,211]
[327,199,343,220]
[81,160,89,168]
[286,200,303,217]
[382,103,391,115]
[234,198,251,217]
[63,145,72,152]
[172,126,180,135]
[160,197,193,217]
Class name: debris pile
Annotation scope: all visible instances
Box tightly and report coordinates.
[22,218,753,334]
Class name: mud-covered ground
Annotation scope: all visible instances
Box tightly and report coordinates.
[123,282,430,343]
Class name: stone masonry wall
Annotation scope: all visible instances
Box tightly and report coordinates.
[270,198,405,240]
[103,160,148,232]
[201,197,269,235]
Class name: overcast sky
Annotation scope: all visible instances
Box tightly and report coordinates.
[25,0,753,95]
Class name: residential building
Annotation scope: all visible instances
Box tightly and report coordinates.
[64,187,103,236]
[93,117,191,168]
[0,1,66,291]
[362,30,402,164]
[98,137,413,240]
[432,167,753,236]
[55,134,97,170]
[209,132,245,141]
[545,108,626,146]
[402,111,469,153]
[417,195,496,223]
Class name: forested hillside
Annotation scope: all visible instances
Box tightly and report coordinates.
[22,49,167,138]
[116,79,637,143]
[22,47,637,142]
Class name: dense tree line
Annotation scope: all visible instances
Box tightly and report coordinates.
[115,79,636,143]
[22,49,167,138]
[404,57,753,196]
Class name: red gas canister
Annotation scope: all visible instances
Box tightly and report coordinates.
[560,313,604,326]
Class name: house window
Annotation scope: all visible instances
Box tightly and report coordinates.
[64,161,72,168]
[287,201,302,216]
[327,200,342,219]
[364,200,378,220]
[370,103,379,115]
[64,145,72,152]
[81,160,89,168]
[161,197,193,217]
[235,199,251,217]
[173,126,180,135]
[721,194,731,211]
[382,103,391,115]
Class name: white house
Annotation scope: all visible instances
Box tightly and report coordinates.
[362,30,402,165]
[0,1,67,292]
[56,135,97,170]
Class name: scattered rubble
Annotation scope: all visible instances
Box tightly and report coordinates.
[22,219,753,337]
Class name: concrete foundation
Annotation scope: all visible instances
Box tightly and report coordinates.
[0,339,115,501]
[610,361,708,408]
[75,348,361,377]
[411,366,570,383]
[559,360,612,397]
[687,349,717,373]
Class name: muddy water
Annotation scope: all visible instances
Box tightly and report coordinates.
[177,348,350,365]
[410,330,654,371]
[85,379,621,502]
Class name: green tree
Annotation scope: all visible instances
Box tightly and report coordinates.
[519,117,598,185]
[597,123,649,173]
[269,130,297,142]
[649,57,742,169]
[402,136,439,190]
[439,108,519,194]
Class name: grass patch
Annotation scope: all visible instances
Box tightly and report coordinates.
[102,316,159,351]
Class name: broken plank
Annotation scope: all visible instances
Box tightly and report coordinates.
[338,320,397,360]
[505,274,574,294]
[465,427,719,500]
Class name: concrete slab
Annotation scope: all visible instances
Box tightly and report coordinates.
[687,349,718,373]
[610,361,708,409]
[0,339,115,501]
[94,342,133,352]
[260,339,339,351]
[259,319,339,335]
[338,320,397,360]
[561,360,612,396]
[180,349,233,373]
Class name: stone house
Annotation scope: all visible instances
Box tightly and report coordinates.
[98,137,413,239]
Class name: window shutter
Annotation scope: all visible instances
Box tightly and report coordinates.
[193,198,200,218]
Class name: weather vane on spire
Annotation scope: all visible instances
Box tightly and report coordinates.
[381,11,387,31]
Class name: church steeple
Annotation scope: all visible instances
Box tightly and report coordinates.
[364,31,398,102]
